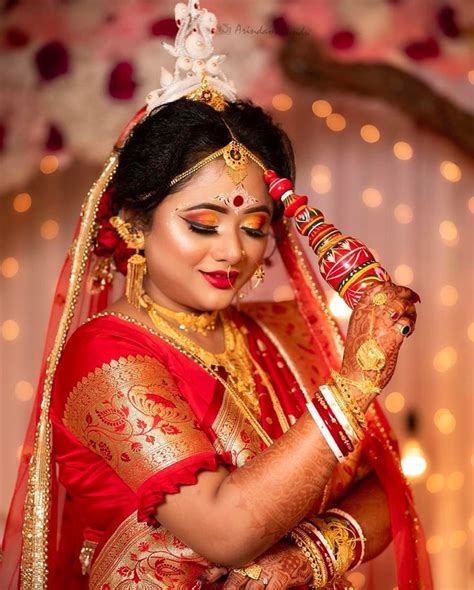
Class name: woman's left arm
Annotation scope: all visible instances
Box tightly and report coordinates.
[201,472,391,589]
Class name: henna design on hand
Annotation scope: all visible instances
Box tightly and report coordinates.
[341,282,420,401]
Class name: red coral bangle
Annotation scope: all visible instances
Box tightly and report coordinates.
[313,390,355,455]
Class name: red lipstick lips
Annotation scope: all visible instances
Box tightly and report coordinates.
[200,270,239,289]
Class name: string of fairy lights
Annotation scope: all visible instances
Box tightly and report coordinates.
[0,92,472,587]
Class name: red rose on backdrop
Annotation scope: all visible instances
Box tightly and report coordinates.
[404,37,440,60]
[150,17,178,38]
[331,30,356,50]
[108,62,136,100]
[35,41,69,81]
[0,124,5,152]
[271,16,290,37]
[45,124,64,151]
[5,27,30,48]
[437,5,460,39]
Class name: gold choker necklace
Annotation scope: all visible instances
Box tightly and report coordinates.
[140,293,218,336]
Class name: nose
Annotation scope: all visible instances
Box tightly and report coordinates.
[211,228,244,266]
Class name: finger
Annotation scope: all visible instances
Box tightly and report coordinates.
[245,579,271,590]
[392,284,421,303]
[200,566,229,583]
[266,575,287,590]
[222,571,248,589]
[395,318,414,338]
[386,304,417,324]
[403,306,417,325]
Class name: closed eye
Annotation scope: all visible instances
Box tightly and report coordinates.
[181,217,269,239]
[242,227,269,238]
[185,220,217,234]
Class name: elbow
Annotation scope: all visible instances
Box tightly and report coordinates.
[192,530,268,568]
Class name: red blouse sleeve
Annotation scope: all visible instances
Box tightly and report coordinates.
[56,316,221,525]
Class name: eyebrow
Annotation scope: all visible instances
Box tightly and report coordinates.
[183,202,272,215]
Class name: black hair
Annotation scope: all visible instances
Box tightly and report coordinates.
[111,98,295,227]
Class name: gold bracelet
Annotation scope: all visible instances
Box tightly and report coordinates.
[325,508,366,568]
[326,383,365,441]
[310,516,357,576]
[290,528,328,588]
[330,370,368,431]
[339,374,381,397]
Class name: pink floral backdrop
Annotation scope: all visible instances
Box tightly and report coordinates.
[1,2,473,589]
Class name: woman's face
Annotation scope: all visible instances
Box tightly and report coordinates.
[143,159,274,313]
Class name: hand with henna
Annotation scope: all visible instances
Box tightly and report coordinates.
[196,540,312,589]
[340,281,420,408]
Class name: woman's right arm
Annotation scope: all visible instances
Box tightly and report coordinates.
[157,409,339,567]
[156,282,419,567]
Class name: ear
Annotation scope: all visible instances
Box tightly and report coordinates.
[121,209,150,235]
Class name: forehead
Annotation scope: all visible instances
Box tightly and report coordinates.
[167,159,272,210]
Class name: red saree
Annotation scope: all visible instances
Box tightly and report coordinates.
[50,301,370,589]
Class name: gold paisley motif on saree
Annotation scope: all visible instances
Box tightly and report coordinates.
[212,389,267,468]
[89,511,211,589]
[63,354,215,491]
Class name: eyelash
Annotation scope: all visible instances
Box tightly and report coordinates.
[186,220,268,239]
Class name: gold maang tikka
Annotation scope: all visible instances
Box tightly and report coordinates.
[110,216,147,309]
[169,128,266,189]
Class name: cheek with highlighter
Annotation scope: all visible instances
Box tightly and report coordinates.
[145,214,209,279]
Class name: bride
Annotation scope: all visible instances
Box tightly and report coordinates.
[1,3,432,589]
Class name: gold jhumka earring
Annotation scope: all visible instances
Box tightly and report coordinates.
[109,216,147,309]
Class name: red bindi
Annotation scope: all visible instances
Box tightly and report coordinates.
[233,194,244,207]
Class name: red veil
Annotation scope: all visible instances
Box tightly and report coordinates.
[0,105,432,589]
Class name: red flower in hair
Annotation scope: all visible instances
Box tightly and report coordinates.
[94,187,135,275]
[96,187,114,222]
[94,219,120,257]
[113,240,134,275]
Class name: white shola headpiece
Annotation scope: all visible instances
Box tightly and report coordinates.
[146,0,237,113]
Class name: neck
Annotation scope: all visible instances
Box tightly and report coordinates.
[143,277,206,315]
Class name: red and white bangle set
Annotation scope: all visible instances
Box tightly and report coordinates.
[306,381,367,463]
[290,508,366,588]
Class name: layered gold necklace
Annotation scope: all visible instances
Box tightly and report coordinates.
[139,293,289,432]
[141,293,218,335]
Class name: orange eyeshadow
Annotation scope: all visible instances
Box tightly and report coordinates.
[243,214,267,230]
[185,211,219,225]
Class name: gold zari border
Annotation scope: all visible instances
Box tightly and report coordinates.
[20,154,119,589]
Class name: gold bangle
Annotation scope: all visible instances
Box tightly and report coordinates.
[310,516,357,576]
[325,508,366,568]
[290,527,328,588]
[330,370,368,431]
[325,383,365,441]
